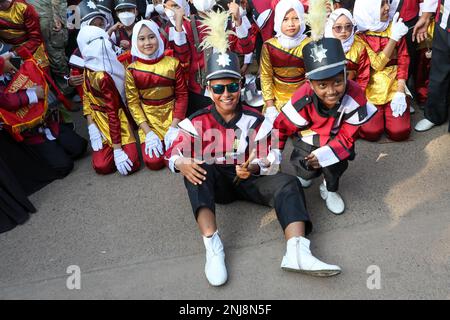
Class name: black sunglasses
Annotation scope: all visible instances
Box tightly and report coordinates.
[210,82,240,95]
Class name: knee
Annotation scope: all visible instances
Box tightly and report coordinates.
[92,157,115,175]
[54,159,74,178]
[144,156,165,171]
[359,128,384,142]
[386,126,411,141]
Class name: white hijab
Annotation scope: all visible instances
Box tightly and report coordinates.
[131,20,165,61]
[77,26,126,104]
[325,8,356,53]
[274,0,307,50]
[163,0,191,27]
[354,0,399,33]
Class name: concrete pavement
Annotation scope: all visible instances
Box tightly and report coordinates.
[0,112,449,299]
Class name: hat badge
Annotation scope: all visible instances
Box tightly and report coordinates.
[216,53,231,68]
[310,44,328,63]
[87,0,97,9]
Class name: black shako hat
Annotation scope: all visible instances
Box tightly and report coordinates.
[114,0,136,11]
[95,0,114,13]
[206,51,241,82]
[79,0,106,24]
[302,37,347,80]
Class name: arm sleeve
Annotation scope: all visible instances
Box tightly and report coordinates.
[124,68,147,127]
[356,47,371,93]
[172,61,188,120]
[164,129,193,173]
[229,19,256,54]
[273,108,301,150]
[82,77,92,117]
[21,5,44,54]
[100,74,123,145]
[362,35,391,71]
[260,43,275,102]
[396,38,410,80]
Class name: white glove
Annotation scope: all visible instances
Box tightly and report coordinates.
[391,92,407,118]
[164,126,179,150]
[113,148,133,176]
[145,130,164,158]
[88,123,103,152]
[145,3,155,18]
[390,12,409,42]
[264,106,279,124]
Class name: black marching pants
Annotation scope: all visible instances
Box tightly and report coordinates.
[290,140,349,193]
[184,164,313,235]
[28,124,87,179]
[424,26,450,131]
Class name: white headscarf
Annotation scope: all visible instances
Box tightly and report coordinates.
[163,0,191,27]
[77,26,126,104]
[325,8,356,53]
[274,0,307,50]
[131,20,165,61]
[353,0,399,33]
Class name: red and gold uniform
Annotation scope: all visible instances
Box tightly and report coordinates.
[260,37,311,111]
[125,55,188,170]
[83,69,140,174]
[0,0,49,69]
[345,35,371,93]
[358,23,411,141]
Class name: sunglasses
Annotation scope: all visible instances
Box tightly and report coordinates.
[210,82,240,95]
[332,24,354,33]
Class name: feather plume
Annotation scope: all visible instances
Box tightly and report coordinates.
[199,10,235,54]
[305,0,328,41]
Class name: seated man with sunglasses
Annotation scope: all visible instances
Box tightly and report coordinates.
[164,48,342,287]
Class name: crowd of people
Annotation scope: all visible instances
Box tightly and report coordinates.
[0,0,449,286]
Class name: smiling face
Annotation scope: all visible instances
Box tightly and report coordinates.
[281,9,301,37]
[332,15,353,41]
[309,73,346,109]
[208,78,241,116]
[380,0,390,22]
[137,25,159,57]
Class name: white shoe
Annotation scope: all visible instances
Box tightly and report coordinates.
[414,119,435,132]
[281,237,341,277]
[297,176,312,188]
[319,181,345,215]
[203,230,227,286]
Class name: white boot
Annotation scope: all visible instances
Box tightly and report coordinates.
[414,118,435,132]
[297,176,312,188]
[320,180,345,215]
[281,236,341,277]
[203,230,227,286]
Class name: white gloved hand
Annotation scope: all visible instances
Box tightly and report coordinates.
[145,130,164,158]
[88,123,103,151]
[391,92,407,118]
[264,106,280,124]
[390,12,409,42]
[164,126,179,150]
[145,3,155,18]
[113,148,133,176]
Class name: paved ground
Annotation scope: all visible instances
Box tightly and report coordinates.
[0,110,449,299]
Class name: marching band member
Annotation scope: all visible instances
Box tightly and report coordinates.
[354,0,411,141]
[324,8,370,92]
[260,0,311,123]
[126,20,187,170]
[78,26,140,175]
[274,0,377,215]
[165,10,341,287]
